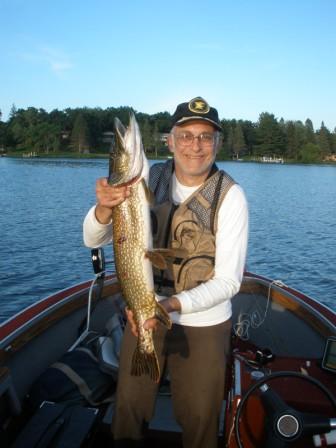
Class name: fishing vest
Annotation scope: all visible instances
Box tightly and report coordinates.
[149,160,236,294]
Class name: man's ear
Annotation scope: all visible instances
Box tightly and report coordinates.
[167,134,174,154]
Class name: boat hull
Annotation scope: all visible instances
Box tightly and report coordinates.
[0,273,335,447]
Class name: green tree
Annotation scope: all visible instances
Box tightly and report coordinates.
[225,125,234,157]
[71,113,90,153]
[240,120,257,156]
[317,122,331,158]
[256,112,286,157]
[304,119,315,144]
[232,122,246,159]
[0,109,5,151]
[299,143,321,163]
[331,128,336,154]
[140,118,152,153]
[285,121,306,160]
[153,121,161,158]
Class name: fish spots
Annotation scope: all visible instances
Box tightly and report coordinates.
[120,271,129,280]
[117,235,127,244]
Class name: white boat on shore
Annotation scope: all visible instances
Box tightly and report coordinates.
[260,155,284,164]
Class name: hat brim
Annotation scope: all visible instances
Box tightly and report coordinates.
[174,116,222,131]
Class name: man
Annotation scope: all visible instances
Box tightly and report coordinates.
[83,97,248,447]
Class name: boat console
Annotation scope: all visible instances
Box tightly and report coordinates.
[226,346,336,447]
[322,337,336,374]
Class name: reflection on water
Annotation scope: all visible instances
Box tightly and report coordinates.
[11,157,108,169]
[0,157,335,322]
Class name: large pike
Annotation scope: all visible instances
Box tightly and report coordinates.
[108,114,171,382]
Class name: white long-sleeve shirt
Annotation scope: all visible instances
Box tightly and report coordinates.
[83,173,248,327]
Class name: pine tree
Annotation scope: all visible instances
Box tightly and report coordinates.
[9,104,17,119]
[317,122,331,158]
[256,112,286,156]
[226,126,234,157]
[71,113,90,153]
[304,119,316,144]
[232,123,246,159]
[140,118,152,153]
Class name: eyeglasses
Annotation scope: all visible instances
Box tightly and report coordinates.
[173,131,217,148]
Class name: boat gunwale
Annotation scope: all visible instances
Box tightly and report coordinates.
[0,275,120,358]
[1,272,335,361]
[243,271,336,331]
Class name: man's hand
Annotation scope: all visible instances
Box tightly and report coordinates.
[95,178,131,224]
[125,308,138,337]
[125,297,181,338]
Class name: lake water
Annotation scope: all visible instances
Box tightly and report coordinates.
[0,157,335,323]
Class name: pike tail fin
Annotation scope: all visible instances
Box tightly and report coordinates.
[131,347,160,383]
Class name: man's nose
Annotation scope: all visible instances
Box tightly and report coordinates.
[191,136,202,150]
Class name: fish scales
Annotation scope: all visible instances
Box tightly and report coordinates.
[113,186,155,317]
[109,114,171,382]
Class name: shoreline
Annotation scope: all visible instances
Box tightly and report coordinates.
[2,152,336,165]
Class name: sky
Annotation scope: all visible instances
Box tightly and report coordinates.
[1,0,335,131]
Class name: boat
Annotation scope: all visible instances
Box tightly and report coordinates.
[1,249,335,447]
[259,156,284,164]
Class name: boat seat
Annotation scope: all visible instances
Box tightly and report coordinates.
[0,366,21,415]
[96,314,124,377]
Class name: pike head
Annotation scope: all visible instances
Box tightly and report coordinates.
[108,113,144,186]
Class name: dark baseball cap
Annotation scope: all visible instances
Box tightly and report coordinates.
[171,97,222,131]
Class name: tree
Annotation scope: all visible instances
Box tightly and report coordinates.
[299,143,321,163]
[317,122,331,158]
[304,119,315,144]
[140,118,152,153]
[240,120,257,156]
[225,125,234,157]
[0,109,5,150]
[9,104,17,120]
[153,121,161,158]
[71,113,90,153]
[232,123,246,159]
[256,112,286,156]
[331,128,336,154]
[285,121,306,160]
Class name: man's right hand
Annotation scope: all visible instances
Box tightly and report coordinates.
[95,178,131,224]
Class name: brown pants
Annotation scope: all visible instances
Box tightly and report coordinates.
[112,319,232,448]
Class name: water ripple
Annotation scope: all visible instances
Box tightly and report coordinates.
[0,158,335,322]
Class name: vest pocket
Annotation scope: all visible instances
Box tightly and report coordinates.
[175,255,215,293]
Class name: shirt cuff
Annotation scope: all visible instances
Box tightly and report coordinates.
[174,291,193,314]
[90,205,113,227]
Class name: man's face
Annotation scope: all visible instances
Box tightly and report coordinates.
[168,121,220,186]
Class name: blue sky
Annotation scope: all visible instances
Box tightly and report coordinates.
[1,0,335,130]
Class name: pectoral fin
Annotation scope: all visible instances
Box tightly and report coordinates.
[155,301,172,329]
[146,250,168,269]
[146,248,188,269]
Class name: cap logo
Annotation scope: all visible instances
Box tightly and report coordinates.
[188,97,210,114]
